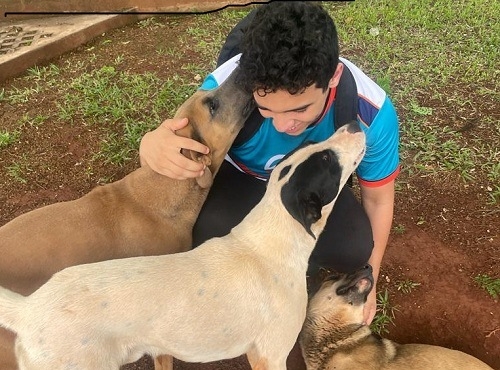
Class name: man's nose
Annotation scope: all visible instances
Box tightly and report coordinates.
[273,114,294,132]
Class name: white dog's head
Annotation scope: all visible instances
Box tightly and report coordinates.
[268,121,366,239]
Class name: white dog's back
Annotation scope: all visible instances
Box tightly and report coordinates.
[3,229,306,365]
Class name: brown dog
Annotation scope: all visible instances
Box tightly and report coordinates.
[299,267,494,370]
[0,67,253,370]
[0,122,366,370]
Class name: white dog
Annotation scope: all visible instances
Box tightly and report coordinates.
[0,122,365,370]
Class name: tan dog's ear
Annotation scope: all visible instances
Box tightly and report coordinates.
[196,154,213,188]
[181,149,213,189]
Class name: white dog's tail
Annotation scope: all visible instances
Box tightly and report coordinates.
[0,285,24,333]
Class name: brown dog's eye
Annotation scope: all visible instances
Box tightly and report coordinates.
[208,97,219,116]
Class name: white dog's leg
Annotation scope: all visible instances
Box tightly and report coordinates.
[247,349,287,370]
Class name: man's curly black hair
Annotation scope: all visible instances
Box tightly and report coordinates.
[236,1,339,95]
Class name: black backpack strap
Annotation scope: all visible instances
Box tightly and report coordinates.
[333,63,358,130]
[334,64,359,187]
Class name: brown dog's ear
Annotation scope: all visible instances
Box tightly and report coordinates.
[181,149,213,188]
[196,155,213,189]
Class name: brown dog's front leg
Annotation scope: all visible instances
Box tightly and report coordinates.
[154,354,173,370]
[0,329,17,370]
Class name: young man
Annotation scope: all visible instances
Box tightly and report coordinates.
[139,1,400,325]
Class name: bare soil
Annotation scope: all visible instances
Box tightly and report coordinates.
[0,10,498,370]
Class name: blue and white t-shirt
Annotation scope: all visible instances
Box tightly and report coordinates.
[200,54,400,187]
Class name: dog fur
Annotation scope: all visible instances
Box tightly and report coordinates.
[0,68,254,370]
[0,122,365,370]
[299,267,493,370]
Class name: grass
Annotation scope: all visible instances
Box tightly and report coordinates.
[371,289,399,335]
[474,274,500,299]
[0,130,20,148]
[56,65,198,165]
[396,279,421,294]
[323,0,500,201]
[2,0,495,190]
[6,155,32,184]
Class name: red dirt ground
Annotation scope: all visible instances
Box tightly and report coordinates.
[0,8,498,370]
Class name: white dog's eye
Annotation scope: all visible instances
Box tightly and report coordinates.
[321,152,330,162]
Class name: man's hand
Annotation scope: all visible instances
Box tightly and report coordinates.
[139,118,209,179]
[363,283,377,325]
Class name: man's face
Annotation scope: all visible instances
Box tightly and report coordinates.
[252,63,343,136]
[253,85,329,136]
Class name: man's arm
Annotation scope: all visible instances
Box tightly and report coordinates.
[360,179,395,324]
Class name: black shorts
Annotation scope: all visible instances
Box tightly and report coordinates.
[193,161,373,274]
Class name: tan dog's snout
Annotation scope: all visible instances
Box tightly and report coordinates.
[174,67,255,190]
[334,265,373,298]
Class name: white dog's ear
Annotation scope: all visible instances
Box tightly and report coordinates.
[283,189,322,239]
[299,192,322,239]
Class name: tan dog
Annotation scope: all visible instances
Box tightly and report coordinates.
[0,67,253,370]
[300,267,493,370]
[0,122,366,370]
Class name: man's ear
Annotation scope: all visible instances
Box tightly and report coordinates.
[328,62,344,89]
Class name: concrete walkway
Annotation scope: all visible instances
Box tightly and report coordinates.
[0,1,267,83]
[0,14,146,83]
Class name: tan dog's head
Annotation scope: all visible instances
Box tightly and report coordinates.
[267,121,366,239]
[174,68,254,188]
[306,265,374,327]
[300,266,373,370]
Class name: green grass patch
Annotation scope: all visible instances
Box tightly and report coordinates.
[324,0,499,191]
[1,1,498,191]
[371,289,399,335]
[6,155,32,184]
[0,130,20,148]
[57,65,198,165]
[474,274,500,299]
[396,279,421,294]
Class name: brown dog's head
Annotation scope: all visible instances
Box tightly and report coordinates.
[174,68,254,188]
[306,265,374,326]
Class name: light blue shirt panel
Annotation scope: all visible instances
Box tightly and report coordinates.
[357,97,400,182]
[229,109,335,178]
